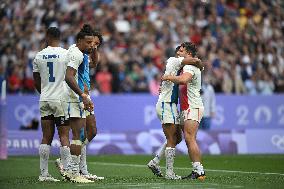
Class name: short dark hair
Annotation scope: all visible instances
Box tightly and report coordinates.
[93,30,103,47]
[175,45,181,54]
[76,24,94,41]
[181,42,197,57]
[46,27,60,40]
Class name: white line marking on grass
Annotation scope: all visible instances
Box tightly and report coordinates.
[9,158,284,177]
[91,162,284,176]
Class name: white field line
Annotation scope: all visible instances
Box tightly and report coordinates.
[91,162,284,176]
[10,158,284,176]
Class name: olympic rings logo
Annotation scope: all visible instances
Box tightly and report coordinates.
[271,135,284,150]
[14,104,40,125]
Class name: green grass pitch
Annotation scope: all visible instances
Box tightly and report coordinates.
[0,155,284,189]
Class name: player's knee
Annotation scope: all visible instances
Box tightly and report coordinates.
[59,135,70,146]
[71,140,82,146]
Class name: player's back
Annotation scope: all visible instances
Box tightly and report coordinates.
[158,57,184,103]
[33,46,68,101]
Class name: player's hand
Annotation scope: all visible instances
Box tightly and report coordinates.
[161,75,171,81]
[81,93,92,111]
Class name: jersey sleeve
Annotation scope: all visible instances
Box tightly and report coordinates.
[67,50,83,71]
[183,65,195,76]
[32,53,40,73]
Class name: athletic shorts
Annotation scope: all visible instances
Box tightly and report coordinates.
[39,101,65,118]
[156,101,180,125]
[180,107,204,125]
[62,101,86,119]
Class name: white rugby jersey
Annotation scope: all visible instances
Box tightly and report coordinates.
[179,65,204,110]
[158,57,184,103]
[33,46,68,102]
[62,44,87,103]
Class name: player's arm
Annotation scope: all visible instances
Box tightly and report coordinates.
[65,66,93,111]
[33,72,41,93]
[32,54,41,93]
[181,57,204,71]
[161,72,192,85]
[65,66,84,96]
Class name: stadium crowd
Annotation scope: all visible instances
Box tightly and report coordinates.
[0,0,283,95]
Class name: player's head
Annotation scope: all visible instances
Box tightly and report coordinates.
[180,42,197,58]
[175,45,181,57]
[76,24,94,54]
[46,27,60,45]
[92,30,103,49]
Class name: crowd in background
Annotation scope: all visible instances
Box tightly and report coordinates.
[0,0,284,95]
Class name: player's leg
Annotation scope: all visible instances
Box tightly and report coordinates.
[79,112,104,180]
[182,108,205,180]
[63,102,93,183]
[39,116,60,182]
[162,103,181,179]
[38,102,59,182]
[163,123,180,179]
[56,120,70,175]
[175,124,183,145]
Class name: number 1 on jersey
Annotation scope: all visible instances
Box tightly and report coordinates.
[47,62,55,82]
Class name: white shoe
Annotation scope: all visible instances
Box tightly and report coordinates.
[70,175,94,183]
[38,174,60,182]
[81,173,104,180]
[165,173,181,180]
[62,171,94,183]
[55,158,64,175]
[147,160,163,177]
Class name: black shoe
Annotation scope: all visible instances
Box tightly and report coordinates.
[182,171,206,180]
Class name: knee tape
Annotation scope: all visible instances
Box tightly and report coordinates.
[71,140,82,146]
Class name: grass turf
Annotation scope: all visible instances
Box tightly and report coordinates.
[0,155,284,189]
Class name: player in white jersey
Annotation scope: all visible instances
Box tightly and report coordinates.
[61,24,95,183]
[33,27,69,182]
[162,42,206,180]
[147,45,203,180]
[77,30,104,180]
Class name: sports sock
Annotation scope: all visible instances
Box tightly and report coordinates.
[79,144,88,175]
[165,147,175,175]
[39,144,50,176]
[192,162,204,175]
[60,146,71,171]
[70,155,80,176]
[153,142,167,164]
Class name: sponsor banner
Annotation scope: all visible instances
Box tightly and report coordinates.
[246,130,284,153]
[7,129,284,155]
[5,95,284,131]
[0,101,7,159]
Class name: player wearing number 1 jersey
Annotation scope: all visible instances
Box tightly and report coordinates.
[33,27,69,182]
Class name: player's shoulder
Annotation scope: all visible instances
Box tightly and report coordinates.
[183,65,200,74]
[68,45,83,58]
[167,56,183,63]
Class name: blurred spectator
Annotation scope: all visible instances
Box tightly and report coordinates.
[96,65,112,94]
[0,0,283,95]
[149,73,161,95]
[200,76,216,130]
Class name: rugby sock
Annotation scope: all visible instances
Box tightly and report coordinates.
[79,144,88,175]
[60,146,71,171]
[153,142,167,164]
[192,162,204,175]
[70,155,80,176]
[39,144,50,176]
[165,147,175,176]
